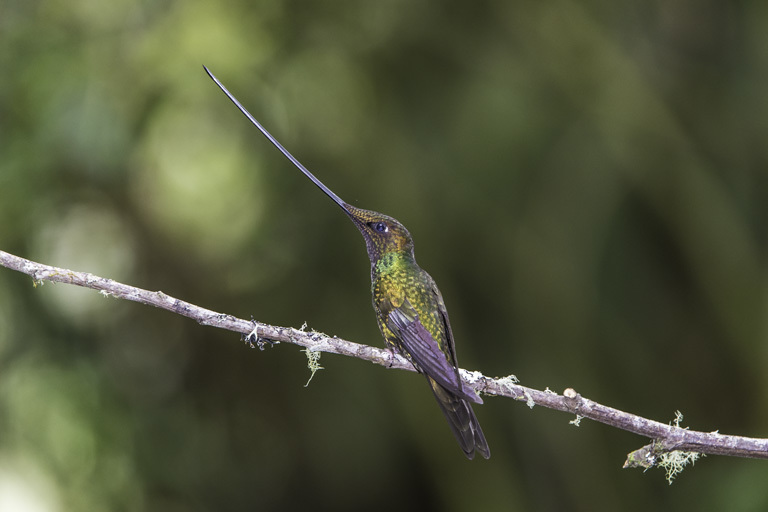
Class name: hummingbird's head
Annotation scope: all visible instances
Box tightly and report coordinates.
[341,204,415,264]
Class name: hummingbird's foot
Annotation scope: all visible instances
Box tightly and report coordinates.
[243,319,279,351]
[386,346,398,367]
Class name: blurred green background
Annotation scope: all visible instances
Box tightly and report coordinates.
[2,0,768,510]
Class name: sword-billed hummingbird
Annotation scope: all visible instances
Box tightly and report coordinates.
[204,66,490,459]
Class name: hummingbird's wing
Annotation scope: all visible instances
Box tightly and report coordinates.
[387,301,482,405]
[432,283,460,379]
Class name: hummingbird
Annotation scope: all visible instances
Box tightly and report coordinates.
[204,66,490,459]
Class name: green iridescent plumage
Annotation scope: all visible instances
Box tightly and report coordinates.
[205,66,490,459]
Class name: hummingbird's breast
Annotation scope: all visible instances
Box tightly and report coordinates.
[370,252,447,354]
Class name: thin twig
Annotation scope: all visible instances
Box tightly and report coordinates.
[2,248,767,467]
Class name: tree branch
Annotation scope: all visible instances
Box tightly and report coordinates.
[2,248,767,470]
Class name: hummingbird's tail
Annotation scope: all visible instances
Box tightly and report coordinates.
[427,376,490,460]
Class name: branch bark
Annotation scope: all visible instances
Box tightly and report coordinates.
[2,248,767,469]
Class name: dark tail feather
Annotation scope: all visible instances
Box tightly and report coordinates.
[427,377,490,459]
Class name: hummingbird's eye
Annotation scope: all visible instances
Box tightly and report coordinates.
[371,221,388,233]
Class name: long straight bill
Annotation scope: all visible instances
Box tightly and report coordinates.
[203,65,349,211]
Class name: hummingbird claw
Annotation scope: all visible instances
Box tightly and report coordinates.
[387,346,398,367]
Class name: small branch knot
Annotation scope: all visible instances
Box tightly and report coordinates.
[563,387,582,413]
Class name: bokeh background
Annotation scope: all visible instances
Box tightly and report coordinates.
[2,1,768,510]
